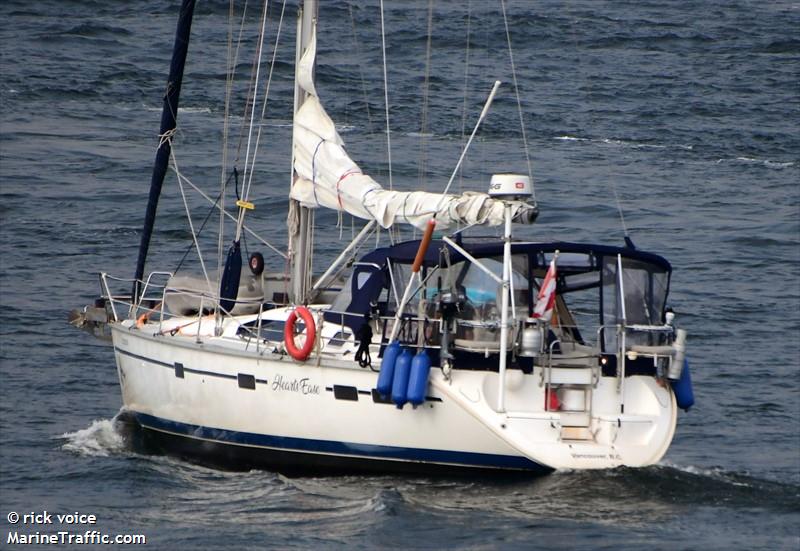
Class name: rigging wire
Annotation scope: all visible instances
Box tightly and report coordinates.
[219,0,250,282]
[378,0,396,247]
[378,0,393,193]
[170,164,287,259]
[347,3,374,136]
[233,4,267,163]
[229,5,255,164]
[458,0,473,196]
[564,1,630,238]
[219,1,234,283]
[243,0,287,196]
[409,0,436,242]
[376,0,399,244]
[238,0,271,223]
[612,179,630,237]
[499,0,535,201]
[416,0,435,194]
[175,169,237,275]
[438,80,501,203]
[346,3,379,245]
[171,148,212,289]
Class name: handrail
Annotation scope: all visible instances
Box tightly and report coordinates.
[157,286,268,339]
[160,285,266,307]
[98,273,118,322]
[138,271,174,310]
[99,272,171,322]
[544,338,560,411]
[626,323,673,332]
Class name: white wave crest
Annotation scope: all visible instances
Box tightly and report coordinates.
[554,135,589,142]
[141,105,212,114]
[554,135,692,150]
[178,107,212,114]
[716,156,795,169]
[61,418,125,458]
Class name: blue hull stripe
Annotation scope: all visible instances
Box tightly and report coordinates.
[116,347,238,381]
[117,347,437,403]
[135,412,542,471]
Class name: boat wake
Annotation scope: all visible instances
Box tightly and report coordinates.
[658,460,754,486]
[58,415,798,520]
[617,461,800,511]
[61,416,127,458]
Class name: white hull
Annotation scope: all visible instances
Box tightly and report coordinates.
[111,314,677,473]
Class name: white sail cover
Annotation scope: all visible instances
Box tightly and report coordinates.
[290,32,536,230]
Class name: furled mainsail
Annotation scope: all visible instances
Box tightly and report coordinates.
[290,32,536,230]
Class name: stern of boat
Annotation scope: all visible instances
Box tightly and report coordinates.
[429,350,677,470]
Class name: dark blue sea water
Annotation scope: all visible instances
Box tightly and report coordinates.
[1,0,799,549]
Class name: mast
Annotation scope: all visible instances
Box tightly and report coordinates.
[132,0,197,305]
[288,0,317,305]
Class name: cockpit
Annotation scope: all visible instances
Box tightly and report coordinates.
[324,239,672,369]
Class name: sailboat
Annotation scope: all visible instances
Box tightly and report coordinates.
[70,0,694,475]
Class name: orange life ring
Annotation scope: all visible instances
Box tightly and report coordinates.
[284,306,316,361]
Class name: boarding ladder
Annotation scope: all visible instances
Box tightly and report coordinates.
[541,339,598,442]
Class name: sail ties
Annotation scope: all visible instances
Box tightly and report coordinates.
[310,140,366,215]
[335,170,364,235]
[336,169,362,212]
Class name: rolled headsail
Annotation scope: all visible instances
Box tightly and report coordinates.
[290,31,537,230]
[132,0,196,302]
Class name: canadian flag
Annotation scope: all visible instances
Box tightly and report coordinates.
[533,255,558,322]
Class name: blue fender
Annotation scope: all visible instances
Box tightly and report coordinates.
[407,350,432,407]
[391,348,414,409]
[376,341,401,398]
[670,358,695,411]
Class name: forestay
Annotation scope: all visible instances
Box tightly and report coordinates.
[290,30,537,230]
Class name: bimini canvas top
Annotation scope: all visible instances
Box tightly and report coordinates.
[358,239,672,273]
